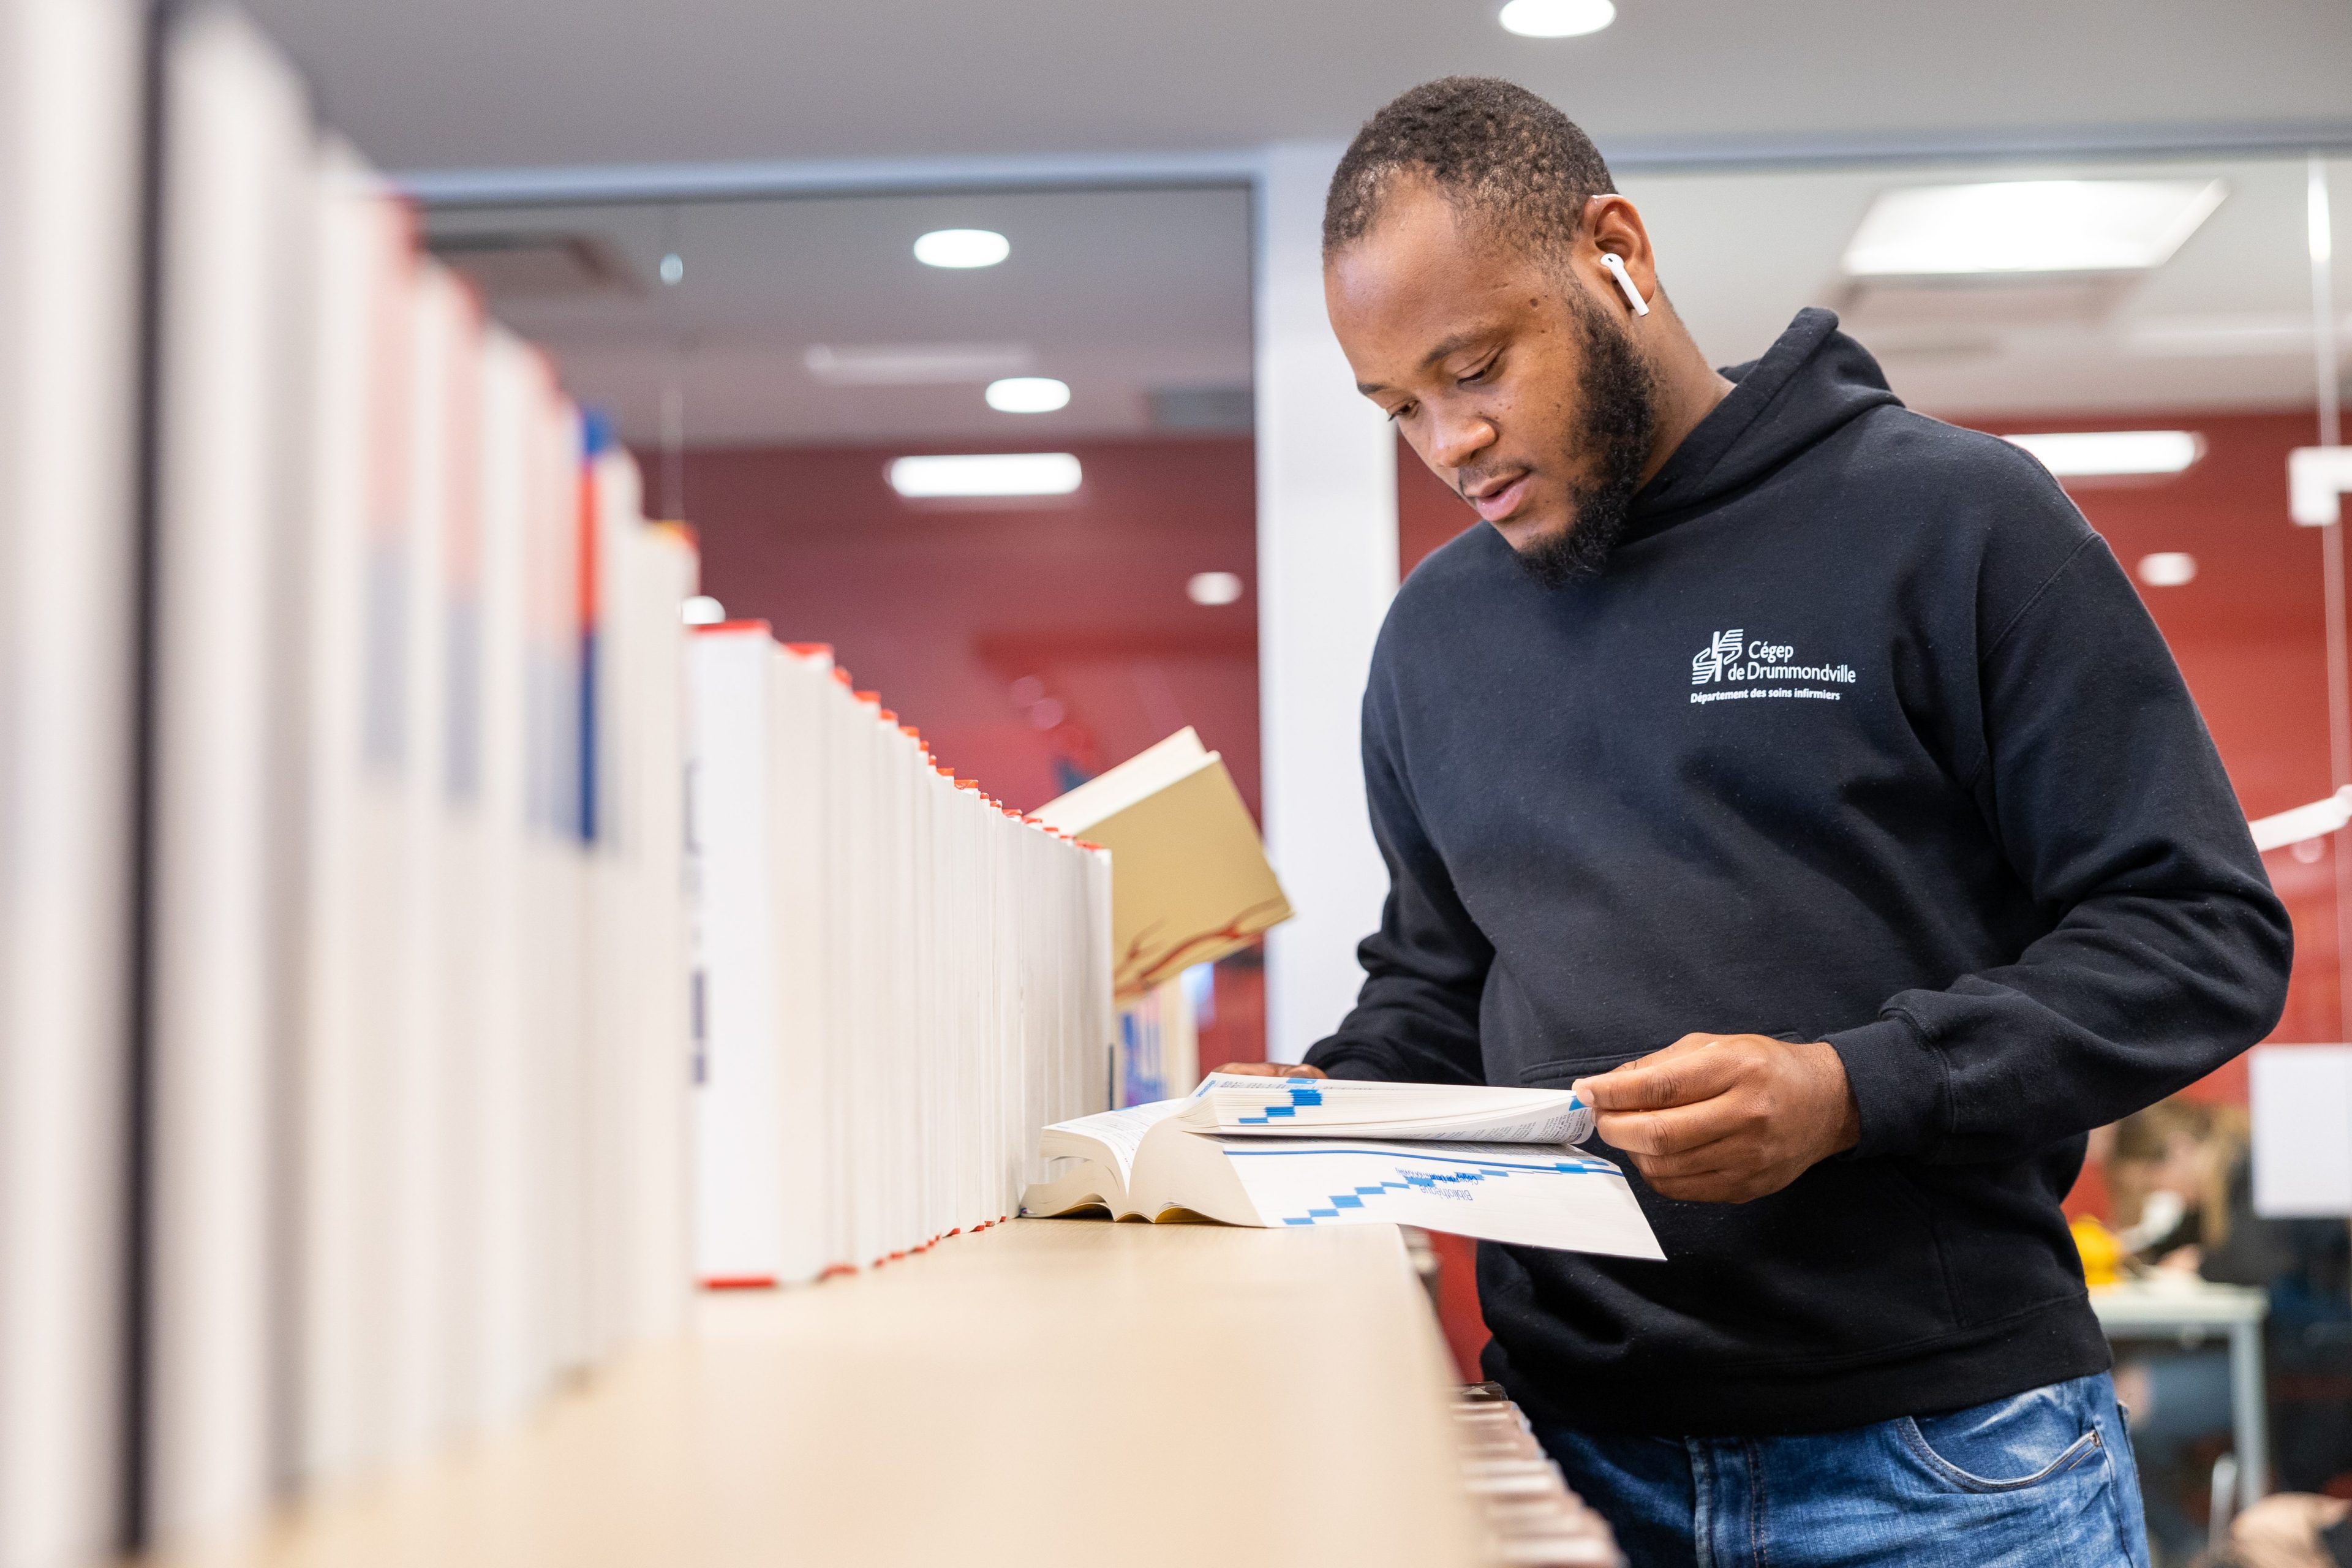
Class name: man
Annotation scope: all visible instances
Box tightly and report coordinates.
[1218,78,2291,1567]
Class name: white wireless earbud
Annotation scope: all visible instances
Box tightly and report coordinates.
[1599,252,1649,317]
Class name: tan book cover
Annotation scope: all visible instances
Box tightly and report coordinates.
[1035,729,1292,997]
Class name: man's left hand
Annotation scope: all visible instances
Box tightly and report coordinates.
[1575,1034,1861,1204]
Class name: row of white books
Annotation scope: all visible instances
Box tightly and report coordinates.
[153,3,707,1551]
[1,5,1125,1562]
[690,629,1115,1285]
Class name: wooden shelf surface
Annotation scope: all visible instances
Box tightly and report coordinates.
[149,1218,1485,1567]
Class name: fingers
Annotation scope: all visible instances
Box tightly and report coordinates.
[1575,1035,1747,1113]
[1596,1097,1754,1158]
[1635,1153,1809,1204]
[1624,1144,1805,1204]
[1639,1166,1786,1204]
[1209,1061,1327,1079]
[1622,1141,1744,1184]
[1576,1034,1845,1205]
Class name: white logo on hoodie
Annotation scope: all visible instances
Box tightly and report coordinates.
[1689,630,1860,703]
[1691,628,1744,686]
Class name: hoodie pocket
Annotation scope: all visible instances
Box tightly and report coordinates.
[1517,1053,1639,1090]
[1517,1047,1966,1359]
[1514,1034,1811,1090]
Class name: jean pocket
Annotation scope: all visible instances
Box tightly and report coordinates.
[1895,1397,2105,1494]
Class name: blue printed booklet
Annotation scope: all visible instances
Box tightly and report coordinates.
[1020,1074,1664,1259]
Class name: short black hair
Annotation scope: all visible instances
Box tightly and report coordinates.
[1323,77,1616,262]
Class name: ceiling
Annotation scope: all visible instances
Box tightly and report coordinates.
[249,0,2349,174]
[1630,153,2351,421]
[426,150,2348,449]
[261,0,2352,447]
[426,187,1253,447]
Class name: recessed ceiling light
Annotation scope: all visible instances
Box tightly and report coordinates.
[2136,552,2198,587]
[1844,179,2225,277]
[1187,571,1245,606]
[2004,430,2204,478]
[682,594,726,625]
[887,453,1082,499]
[913,228,1010,269]
[985,376,1071,413]
[1498,0,1616,37]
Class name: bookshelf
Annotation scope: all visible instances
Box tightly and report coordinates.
[141,1221,1485,1568]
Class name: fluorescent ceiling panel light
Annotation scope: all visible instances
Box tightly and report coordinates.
[2252,788,2352,853]
[1843,179,2224,277]
[804,342,1033,386]
[913,227,1010,268]
[888,453,1082,499]
[682,594,726,625]
[1498,0,1615,37]
[2135,551,2197,587]
[2293,445,2352,527]
[985,376,1071,413]
[1187,571,1245,606]
[2129,312,2352,357]
[2003,430,2203,478]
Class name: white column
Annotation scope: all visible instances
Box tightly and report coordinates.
[1253,141,1398,1063]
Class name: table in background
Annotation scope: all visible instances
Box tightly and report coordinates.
[2091,1278,2270,1506]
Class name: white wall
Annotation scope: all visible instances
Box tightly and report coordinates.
[1253,141,1398,1063]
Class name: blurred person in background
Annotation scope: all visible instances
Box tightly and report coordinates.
[2106,1100,2242,1270]
[2090,1097,2352,1540]
[2102,1101,2248,1562]
[2211,1491,2352,1568]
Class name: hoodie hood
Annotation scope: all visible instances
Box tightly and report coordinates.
[1627,306,1901,527]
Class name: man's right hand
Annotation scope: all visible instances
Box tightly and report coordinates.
[1209,1061,1329,1079]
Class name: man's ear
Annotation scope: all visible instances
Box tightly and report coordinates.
[1580,194,1659,309]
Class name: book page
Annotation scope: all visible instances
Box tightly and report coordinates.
[1031,728,1208,835]
[1213,1137,1662,1259]
[1038,1096,1193,1189]
[1182,1076,1594,1145]
[1086,759,1290,994]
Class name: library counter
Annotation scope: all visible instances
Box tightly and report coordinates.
[146,1219,1487,1568]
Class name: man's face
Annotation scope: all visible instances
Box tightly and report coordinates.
[1326,180,1656,583]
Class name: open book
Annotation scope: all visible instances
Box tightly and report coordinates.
[1032,729,1291,997]
[1020,1075,1664,1259]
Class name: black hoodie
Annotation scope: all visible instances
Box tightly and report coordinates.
[1304,307,2292,1434]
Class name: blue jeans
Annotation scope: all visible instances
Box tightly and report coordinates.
[1528,1372,2150,1568]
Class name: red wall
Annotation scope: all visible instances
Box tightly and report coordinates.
[670,436,1262,820]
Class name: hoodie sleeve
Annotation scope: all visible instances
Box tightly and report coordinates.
[1302,677,1492,1086]
[1828,495,2292,1164]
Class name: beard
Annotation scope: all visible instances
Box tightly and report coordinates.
[1509,293,1659,589]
